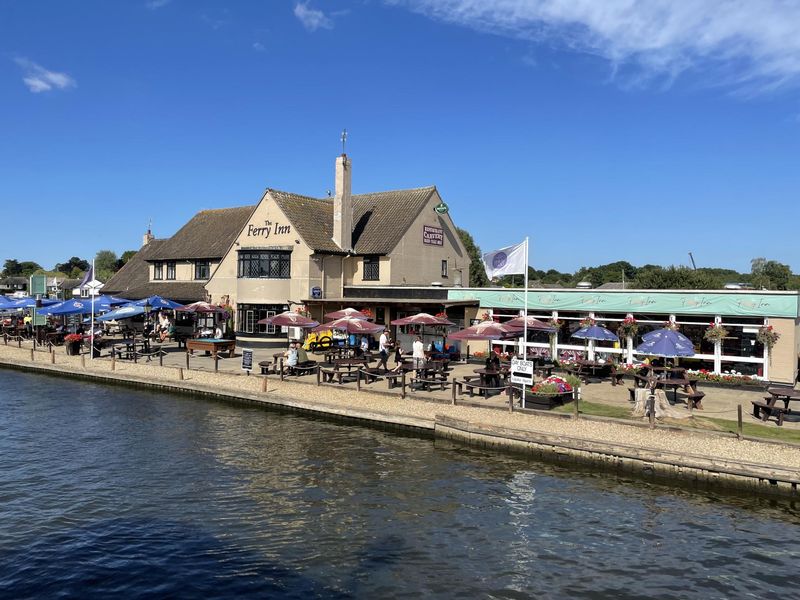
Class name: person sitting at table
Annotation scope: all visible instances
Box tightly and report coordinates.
[214,323,223,339]
[485,353,500,371]
[284,341,299,369]
[296,343,316,367]
[359,335,370,356]
[159,317,175,343]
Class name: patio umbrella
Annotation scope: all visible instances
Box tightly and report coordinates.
[312,317,384,335]
[97,305,148,321]
[448,320,520,341]
[390,312,454,326]
[505,315,556,332]
[324,307,372,320]
[571,325,619,362]
[37,297,120,315]
[8,297,60,309]
[128,295,183,310]
[176,301,228,314]
[257,311,319,329]
[635,329,695,358]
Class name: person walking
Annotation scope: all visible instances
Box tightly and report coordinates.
[378,329,391,372]
[412,335,425,369]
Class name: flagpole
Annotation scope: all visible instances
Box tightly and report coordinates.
[522,237,529,409]
[90,259,95,361]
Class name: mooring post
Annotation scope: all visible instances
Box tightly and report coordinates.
[3,333,7,345]
[401,370,406,399]
[18,337,21,348]
[159,351,163,367]
[452,382,457,405]
[737,404,743,439]
[185,351,190,369]
[178,367,184,380]
[81,354,86,368]
[50,350,55,364]
[30,348,34,361]
[574,390,579,419]
[648,393,655,429]
[356,369,361,392]
[279,358,284,381]
[261,375,268,392]
[214,353,219,373]
[111,353,116,371]
[316,365,321,386]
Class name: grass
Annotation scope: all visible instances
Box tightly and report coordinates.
[551,400,800,445]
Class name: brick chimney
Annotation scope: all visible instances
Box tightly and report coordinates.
[332,154,352,252]
[142,227,154,247]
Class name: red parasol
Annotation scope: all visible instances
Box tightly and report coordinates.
[257,311,319,329]
[324,307,371,320]
[448,320,521,341]
[312,317,385,335]
[390,312,454,326]
[504,315,555,332]
[175,301,228,314]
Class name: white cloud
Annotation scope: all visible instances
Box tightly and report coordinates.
[146,0,171,9]
[294,2,333,32]
[253,42,266,52]
[392,0,800,92]
[14,58,76,93]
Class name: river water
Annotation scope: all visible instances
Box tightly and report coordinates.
[1,370,799,599]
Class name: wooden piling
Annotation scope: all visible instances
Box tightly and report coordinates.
[81,354,86,368]
[356,369,361,392]
[261,375,268,392]
[214,353,219,373]
[178,367,184,380]
[737,404,743,440]
[50,350,55,364]
[574,390,579,419]
[159,351,163,367]
[30,348,34,361]
[401,370,406,399]
[111,353,116,371]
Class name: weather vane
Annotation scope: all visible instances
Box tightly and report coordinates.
[341,128,347,155]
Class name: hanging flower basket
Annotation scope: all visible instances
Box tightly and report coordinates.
[703,323,729,343]
[756,325,780,351]
[617,316,638,338]
[663,321,680,332]
[579,317,595,328]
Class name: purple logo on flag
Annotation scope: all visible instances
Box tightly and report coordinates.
[492,252,508,269]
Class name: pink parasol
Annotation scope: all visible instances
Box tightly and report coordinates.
[312,317,385,335]
[504,315,555,332]
[175,301,228,314]
[448,320,521,341]
[324,307,371,320]
[390,312,454,326]
[257,311,319,329]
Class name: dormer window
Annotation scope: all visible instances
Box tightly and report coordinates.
[153,262,163,280]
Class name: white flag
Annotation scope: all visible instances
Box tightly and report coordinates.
[482,241,527,279]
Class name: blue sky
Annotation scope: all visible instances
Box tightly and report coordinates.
[2,0,799,274]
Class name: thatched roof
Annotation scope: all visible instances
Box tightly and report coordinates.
[113,282,208,304]
[103,239,167,295]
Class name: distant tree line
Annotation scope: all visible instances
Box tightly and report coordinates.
[2,249,138,281]
[455,229,796,291]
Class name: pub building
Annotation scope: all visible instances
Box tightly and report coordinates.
[108,152,475,347]
[205,153,474,346]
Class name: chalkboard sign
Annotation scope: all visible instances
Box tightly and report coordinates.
[241,348,254,372]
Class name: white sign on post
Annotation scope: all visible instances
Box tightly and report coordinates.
[510,358,534,386]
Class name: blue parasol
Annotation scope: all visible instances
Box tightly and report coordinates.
[571,325,619,342]
[635,329,695,358]
[128,295,184,310]
[97,304,147,321]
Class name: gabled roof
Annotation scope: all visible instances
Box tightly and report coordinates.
[103,239,168,295]
[147,206,255,261]
[271,186,436,255]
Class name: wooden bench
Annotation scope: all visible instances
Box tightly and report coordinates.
[411,377,447,392]
[628,387,636,403]
[462,378,499,397]
[319,367,344,384]
[286,363,318,377]
[752,399,788,426]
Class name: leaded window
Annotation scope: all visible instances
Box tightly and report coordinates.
[237,251,291,279]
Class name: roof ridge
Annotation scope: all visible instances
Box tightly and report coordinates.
[269,185,437,203]
[195,205,255,213]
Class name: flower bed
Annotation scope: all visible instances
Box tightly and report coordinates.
[612,363,765,388]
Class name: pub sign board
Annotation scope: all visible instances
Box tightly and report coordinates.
[241,348,254,372]
[423,225,444,246]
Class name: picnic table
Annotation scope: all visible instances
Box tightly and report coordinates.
[113,338,150,360]
[752,387,800,426]
[187,338,235,359]
[321,358,368,383]
[473,368,508,387]
[660,377,692,404]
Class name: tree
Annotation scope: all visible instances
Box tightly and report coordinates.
[116,250,137,270]
[750,257,791,290]
[94,250,119,281]
[456,227,489,287]
[2,259,22,276]
[55,256,90,275]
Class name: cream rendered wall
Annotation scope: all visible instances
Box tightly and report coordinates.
[205,192,314,307]
[388,191,470,287]
[149,260,219,283]
[768,317,799,384]
[347,255,392,286]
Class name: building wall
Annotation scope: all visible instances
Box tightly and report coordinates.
[768,317,799,384]
[388,190,470,287]
[205,191,316,307]
[149,259,219,283]
[346,255,392,286]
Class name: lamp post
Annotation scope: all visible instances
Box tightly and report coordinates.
[144,300,152,341]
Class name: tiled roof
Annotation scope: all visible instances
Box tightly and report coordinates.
[113,282,208,304]
[272,186,436,254]
[148,206,255,261]
[103,239,167,295]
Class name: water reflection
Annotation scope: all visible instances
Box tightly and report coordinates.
[1,370,800,598]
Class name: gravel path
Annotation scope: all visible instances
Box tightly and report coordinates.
[3,344,799,471]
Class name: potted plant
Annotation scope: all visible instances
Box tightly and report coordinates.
[64,333,82,356]
[617,316,638,339]
[703,322,729,343]
[528,375,575,409]
[756,325,780,352]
